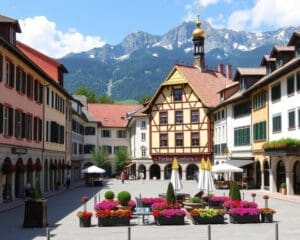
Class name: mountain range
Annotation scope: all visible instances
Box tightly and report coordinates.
[60,21,298,100]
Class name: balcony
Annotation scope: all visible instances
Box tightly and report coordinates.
[263,138,300,156]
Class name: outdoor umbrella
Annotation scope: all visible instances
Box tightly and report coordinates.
[197,158,215,194]
[170,158,182,191]
[82,165,106,174]
[211,163,243,173]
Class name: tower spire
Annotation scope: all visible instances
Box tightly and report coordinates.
[192,13,205,71]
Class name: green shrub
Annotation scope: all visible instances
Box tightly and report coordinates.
[104,191,115,200]
[117,191,131,206]
[229,181,241,201]
[280,182,287,188]
[263,138,300,150]
[188,197,203,203]
[166,183,176,204]
[31,178,42,200]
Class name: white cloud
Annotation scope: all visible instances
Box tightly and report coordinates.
[199,0,220,7]
[228,0,300,31]
[206,13,225,29]
[18,16,105,58]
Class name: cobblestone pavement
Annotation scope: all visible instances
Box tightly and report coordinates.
[0,179,300,240]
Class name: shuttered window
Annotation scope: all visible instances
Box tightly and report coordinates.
[34,80,39,102]
[39,83,43,103]
[15,110,22,138]
[234,126,250,146]
[8,108,14,136]
[27,75,33,98]
[38,119,42,142]
[21,71,26,94]
[16,67,21,92]
[21,112,26,138]
[233,101,251,118]
[33,117,38,141]
[253,121,266,141]
[272,115,281,132]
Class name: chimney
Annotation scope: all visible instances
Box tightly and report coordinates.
[226,64,232,79]
[217,64,225,76]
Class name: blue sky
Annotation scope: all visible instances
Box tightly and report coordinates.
[1,0,300,57]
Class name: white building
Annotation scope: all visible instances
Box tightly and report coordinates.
[127,109,151,179]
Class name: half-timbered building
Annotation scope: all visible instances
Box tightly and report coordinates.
[143,17,233,180]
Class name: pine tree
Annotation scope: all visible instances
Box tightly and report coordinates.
[229,181,241,201]
[166,183,176,204]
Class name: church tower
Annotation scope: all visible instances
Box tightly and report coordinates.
[192,15,205,71]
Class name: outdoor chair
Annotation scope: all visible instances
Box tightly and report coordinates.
[133,197,151,224]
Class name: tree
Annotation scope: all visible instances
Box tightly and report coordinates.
[91,147,111,169]
[166,182,176,204]
[139,94,152,104]
[229,181,241,201]
[113,148,131,175]
[98,94,114,104]
[73,86,98,103]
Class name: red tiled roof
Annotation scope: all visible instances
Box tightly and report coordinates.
[176,65,233,107]
[87,104,142,127]
[16,41,67,83]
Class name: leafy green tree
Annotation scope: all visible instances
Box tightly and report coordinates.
[91,147,111,169]
[139,94,152,104]
[73,86,98,103]
[113,148,131,175]
[98,94,114,104]
[229,181,241,201]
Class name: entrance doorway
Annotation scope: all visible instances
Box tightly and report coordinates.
[293,161,300,194]
[276,160,286,192]
[149,164,161,179]
[186,164,198,180]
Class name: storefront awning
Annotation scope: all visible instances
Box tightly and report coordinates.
[227,160,253,168]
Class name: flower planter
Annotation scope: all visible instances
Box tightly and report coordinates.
[155,216,185,225]
[191,215,224,225]
[230,214,260,224]
[79,217,91,227]
[23,199,48,228]
[280,188,287,195]
[98,216,130,226]
[261,213,273,223]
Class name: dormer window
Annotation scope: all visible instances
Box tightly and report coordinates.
[296,42,300,58]
[276,56,283,68]
[266,63,272,74]
[239,77,246,90]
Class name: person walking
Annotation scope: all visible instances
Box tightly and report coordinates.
[66,172,71,190]
[120,171,125,184]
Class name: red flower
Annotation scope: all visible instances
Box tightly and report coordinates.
[263,195,269,200]
[96,210,132,218]
[251,193,256,197]
[152,210,161,217]
[77,211,93,218]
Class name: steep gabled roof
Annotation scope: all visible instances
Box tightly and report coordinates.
[87,104,142,128]
[288,30,300,46]
[16,41,68,84]
[144,64,233,111]
[233,67,266,81]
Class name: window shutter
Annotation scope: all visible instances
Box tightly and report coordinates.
[21,112,26,138]
[46,87,49,105]
[21,71,26,94]
[9,62,15,88]
[34,80,38,102]
[16,67,21,91]
[39,83,43,103]
[38,119,42,142]
[50,121,55,142]
[61,125,64,144]
[0,103,3,134]
[15,110,18,138]
[0,54,3,82]
[33,117,37,141]
[8,108,14,136]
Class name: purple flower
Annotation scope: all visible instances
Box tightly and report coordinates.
[141,197,165,205]
[160,209,186,218]
[228,208,259,216]
[94,200,119,211]
[210,196,230,203]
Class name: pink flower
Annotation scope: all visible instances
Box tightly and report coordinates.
[159,209,186,218]
[228,208,259,216]
[128,200,136,207]
[141,197,165,205]
[94,200,119,211]
[210,196,230,203]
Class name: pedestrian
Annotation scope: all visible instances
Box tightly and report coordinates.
[25,181,32,198]
[140,171,145,184]
[120,171,125,184]
[66,172,71,190]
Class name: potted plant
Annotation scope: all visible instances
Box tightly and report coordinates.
[152,183,185,225]
[117,191,131,210]
[280,183,287,195]
[141,197,165,209]
[208,196,230,209]
[77,211,93,227]
[190,208,225,224]
[228,207,260,224]
[96,209,131,226]
[183,197,205,211]
[104,191,115,200]
[23,179,48,228]
[94,200,119,211]
[260,208,276,223]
